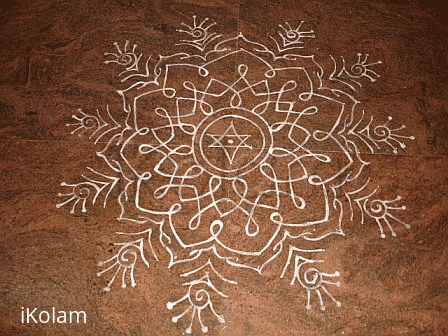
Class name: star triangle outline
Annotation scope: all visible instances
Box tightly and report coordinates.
[207,122,253,164]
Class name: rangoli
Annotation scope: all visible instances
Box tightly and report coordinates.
[57,16,415,334]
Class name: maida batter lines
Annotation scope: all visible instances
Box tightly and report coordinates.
[56,16,414,334]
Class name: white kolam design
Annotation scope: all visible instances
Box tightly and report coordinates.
[57,17,415,334]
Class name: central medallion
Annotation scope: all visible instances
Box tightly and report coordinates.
[207,122,252,164]
[193,108,272,178]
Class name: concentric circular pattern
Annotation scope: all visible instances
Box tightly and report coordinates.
[194,108,272,178]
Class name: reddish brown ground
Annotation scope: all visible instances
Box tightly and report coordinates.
[0,0,447,335]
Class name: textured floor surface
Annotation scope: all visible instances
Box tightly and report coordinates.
[0,0,447,335]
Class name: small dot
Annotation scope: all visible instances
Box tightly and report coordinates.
[228,139,234,144]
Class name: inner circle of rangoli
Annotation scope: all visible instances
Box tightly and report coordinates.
[57,16,415,334]
[194,107,272,178]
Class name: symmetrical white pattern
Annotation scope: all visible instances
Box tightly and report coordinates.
[57,16,415,334]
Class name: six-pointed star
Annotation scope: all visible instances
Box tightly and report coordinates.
[207,122,253,164]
